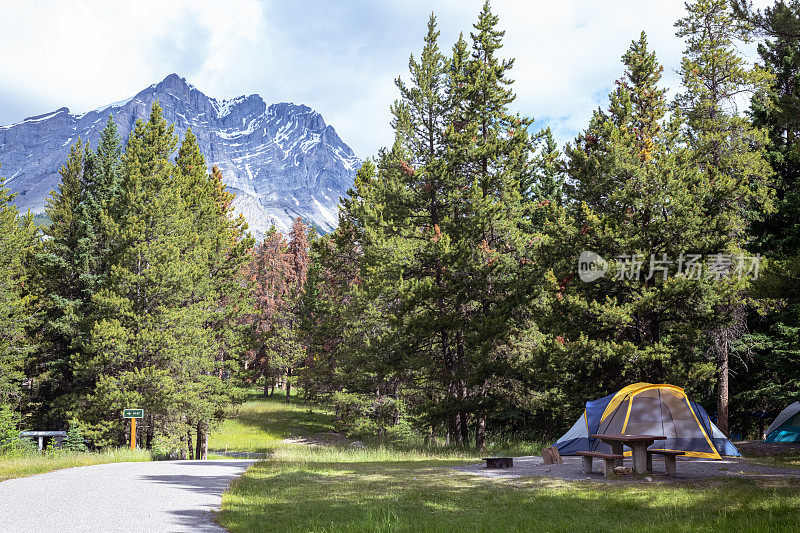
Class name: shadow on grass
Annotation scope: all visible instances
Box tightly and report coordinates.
[218,456,800,533]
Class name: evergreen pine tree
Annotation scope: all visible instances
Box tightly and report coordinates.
[675,0,775,433]
[33,140,97,426]
[529,128,564,205]
[539,32,744,426]
[451,0,540,448]
[329,4,544,449]
[83,103,206,446]
[0,172,39,409]
[729,0,800,434]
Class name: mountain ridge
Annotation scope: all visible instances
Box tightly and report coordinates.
[0,73,360,238]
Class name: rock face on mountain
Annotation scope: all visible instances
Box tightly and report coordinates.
[0,73,360,238]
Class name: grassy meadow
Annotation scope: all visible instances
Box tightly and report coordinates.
[213,395,800,532]
[209,390,336,453]
[0,448,151,482]
[218,446,800,533]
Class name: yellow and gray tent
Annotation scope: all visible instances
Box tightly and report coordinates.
[554,383,740,459]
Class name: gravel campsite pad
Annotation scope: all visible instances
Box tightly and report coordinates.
[454,455,800,483]
[735,440,800,457]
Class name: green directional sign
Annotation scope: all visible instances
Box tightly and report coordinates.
[123,409,144,419]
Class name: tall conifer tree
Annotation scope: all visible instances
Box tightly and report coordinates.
[675,0,774,433]
[333,4,544,448]
[0,175,38,408]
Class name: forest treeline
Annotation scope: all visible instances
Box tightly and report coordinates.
[2,0,800,453]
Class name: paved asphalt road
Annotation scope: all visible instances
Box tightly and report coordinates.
[0,459,253,532]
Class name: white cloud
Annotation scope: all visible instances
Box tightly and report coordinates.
[0,0,269,122]
[0,0,775,158]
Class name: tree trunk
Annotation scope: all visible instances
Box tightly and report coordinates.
[717,350,729,436]
[146,416,153,450]
[448,410,462,445]
[459,411,469,445]
[196,421,207,460]
[263,380,269,398]
[476,412,486,451]
[456,328,469,446]
[285,367,292,403]
[710,302,746,438]
[187,429,195,460]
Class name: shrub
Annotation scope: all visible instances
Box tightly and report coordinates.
[63,422,87,452]
[0,404,23,456]
[151,433,187,461]
[385,419,417,445]
[332,392,370,431]
[331,392,406,443]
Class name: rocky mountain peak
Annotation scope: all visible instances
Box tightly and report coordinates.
[0,75,360,238]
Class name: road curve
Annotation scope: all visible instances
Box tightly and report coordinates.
[0,459,253,533]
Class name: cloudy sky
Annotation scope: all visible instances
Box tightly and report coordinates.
[0,0,771,158]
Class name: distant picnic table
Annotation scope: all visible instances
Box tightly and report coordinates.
[590,433,667,474]
[19,431,66,451]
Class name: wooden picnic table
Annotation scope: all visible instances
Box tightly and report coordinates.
[590,433,666,474]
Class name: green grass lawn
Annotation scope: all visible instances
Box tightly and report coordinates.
[218,444,800,532]
[0,448,151,482]
[208,391,335,453]
[214,396,800,532]
[772,452,800,469]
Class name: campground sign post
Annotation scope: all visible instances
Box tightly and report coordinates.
[123,409,144,450]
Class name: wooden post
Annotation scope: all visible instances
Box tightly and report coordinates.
[631,441,648,474]
[130,418,136,450]
[665,455,677,476]
[602,458,615,478]
[609,441,624,467]
[581,455,593,474]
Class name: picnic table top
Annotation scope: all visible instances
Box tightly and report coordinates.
[574,451,624,459]
[590,433,666,442]
[19,431,67,437]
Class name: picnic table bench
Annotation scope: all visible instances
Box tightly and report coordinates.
[648,449,684,476]
[575,451,623,477]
